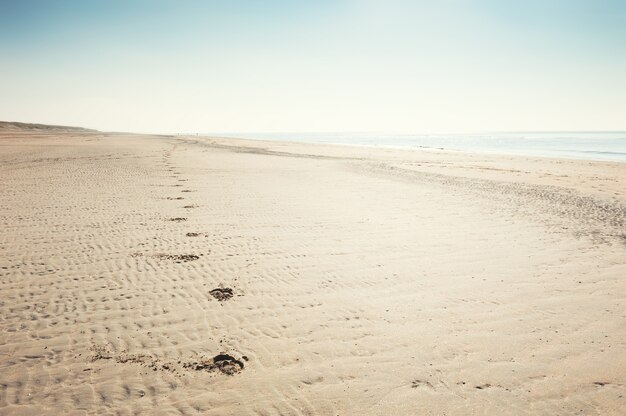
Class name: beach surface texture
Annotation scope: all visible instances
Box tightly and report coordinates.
[1,123,625,415]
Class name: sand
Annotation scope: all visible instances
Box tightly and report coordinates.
[0,125,624,415]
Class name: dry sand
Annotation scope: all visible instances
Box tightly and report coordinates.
[0,125,625,415]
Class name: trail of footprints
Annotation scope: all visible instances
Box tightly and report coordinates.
[94,145,244,377]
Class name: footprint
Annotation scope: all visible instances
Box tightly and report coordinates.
[155,254,200,262]
[411,379,433,389]
[209,288,234,301]
[183,354,244,375]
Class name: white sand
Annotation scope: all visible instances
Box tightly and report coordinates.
[0,125,624,415]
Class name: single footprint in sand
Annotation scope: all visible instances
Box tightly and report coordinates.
[183,354,244,375]
[209,288,234,301]
[155,254,200,262]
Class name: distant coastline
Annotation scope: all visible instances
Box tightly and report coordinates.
[210,131,626,163]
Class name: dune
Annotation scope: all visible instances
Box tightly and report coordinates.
[0,121,98,133]
[0,125,624,415]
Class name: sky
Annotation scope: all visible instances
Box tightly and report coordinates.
[0,0,625,134]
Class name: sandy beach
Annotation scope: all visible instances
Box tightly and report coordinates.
[0,123,625,415]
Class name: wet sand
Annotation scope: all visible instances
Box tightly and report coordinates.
[0,125,625,415]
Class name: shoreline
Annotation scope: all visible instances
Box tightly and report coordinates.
[185,134,626,206]
[204,132,626,164]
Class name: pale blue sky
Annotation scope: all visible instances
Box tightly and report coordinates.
[1,0,625,133]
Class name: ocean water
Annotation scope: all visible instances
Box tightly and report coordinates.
[217,131,626,163]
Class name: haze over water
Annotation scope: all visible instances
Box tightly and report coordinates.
[215,131,626,162]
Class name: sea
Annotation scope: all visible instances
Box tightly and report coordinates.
[212,131,626,163]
